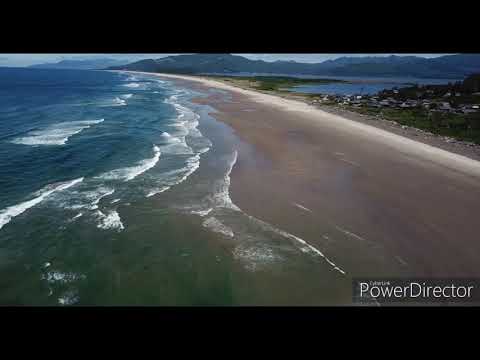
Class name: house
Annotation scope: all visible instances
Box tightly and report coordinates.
[439,102,452,111]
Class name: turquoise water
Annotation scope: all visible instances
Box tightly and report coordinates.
[0,68,378,305]
[0,68,233,304]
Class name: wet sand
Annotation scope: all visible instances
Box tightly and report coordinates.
[136,72,480,278]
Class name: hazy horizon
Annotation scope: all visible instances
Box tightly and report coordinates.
[0,53,452,67]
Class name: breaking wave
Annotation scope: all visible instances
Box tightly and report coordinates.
[123,82,141,88]
[202,216,234,238]
[11,119,104,146]
[94,210,124,231]
[0,178,84,230]
[97,145,161,182]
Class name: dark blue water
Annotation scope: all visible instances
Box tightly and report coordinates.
[287,82,411,96]
[1,68,176,208]
[0,68,400,305]
[0,68,235,305]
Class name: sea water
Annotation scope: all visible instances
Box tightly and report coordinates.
[0,68,394,305]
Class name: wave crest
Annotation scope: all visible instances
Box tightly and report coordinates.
[11,119,104,146]
[0,178,84,230]
[97,145,161,182]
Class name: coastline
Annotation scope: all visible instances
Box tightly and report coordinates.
[129,71,480,278]
[135,72,480,177]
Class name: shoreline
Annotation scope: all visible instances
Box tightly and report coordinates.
[130,71,480,178]
[129,71,480,278]
[194,76,480,161]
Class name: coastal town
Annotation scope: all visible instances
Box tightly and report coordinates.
[312,73,480,116]
[213,73,480,147]
[303,74,480,147]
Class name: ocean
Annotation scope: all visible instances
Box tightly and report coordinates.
[0,68,360,305]
[0,68,226,304]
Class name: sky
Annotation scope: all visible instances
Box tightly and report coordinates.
[0,53,451,67]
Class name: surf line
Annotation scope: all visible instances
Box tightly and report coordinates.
[201,150,346,275]
[293,203,313,213]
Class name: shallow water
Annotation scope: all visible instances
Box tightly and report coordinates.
[0,68,403,305]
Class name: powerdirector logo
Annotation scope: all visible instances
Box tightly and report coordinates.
[352,279,480,304]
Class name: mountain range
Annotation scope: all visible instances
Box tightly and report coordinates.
[30,54,480,79]
[30,58,127,70]
[107,54,480,79]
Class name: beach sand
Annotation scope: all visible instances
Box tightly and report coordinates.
[137,72,480,278]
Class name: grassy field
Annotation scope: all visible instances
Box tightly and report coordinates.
[207,75,480,145]
[208,75,345,92]
[350,106,480,144]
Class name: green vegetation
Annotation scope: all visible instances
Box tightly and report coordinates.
[207,74,480,145]
[351,106,480,144]
[209,75,345,92]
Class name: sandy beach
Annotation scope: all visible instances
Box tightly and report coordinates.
[134,71,480,278]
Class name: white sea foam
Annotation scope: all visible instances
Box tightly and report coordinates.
[125,75,138,82]
[58,290,79,305]
[198,146,211,154]
[334,225,366,242]
[0,178,84,231]
[146,186,170,198]
[194,149,344,274]
[181,151,238,218]
[159,132,193,155]
[111,198,121,204]
[164,93,212,154]
[88,188,115,210]
[191,208,213,217]
[42,270,86,284]
[123,82,141,88]
[70,212,83,221]
[112,97,126,106]
[97,145,161,182]
[87,97,127,107]
[160,132,180,141]
[202,217,234,238]
[163,133,345,274]
[94,210,124,231]
[11,119,104,146]
[173,154,200,184]
[63,186,115,211]
[293,203,312,213]
[120,94,133,99]
[233,245,282,272]
[253,218,346,275]
[209,151,240,211]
